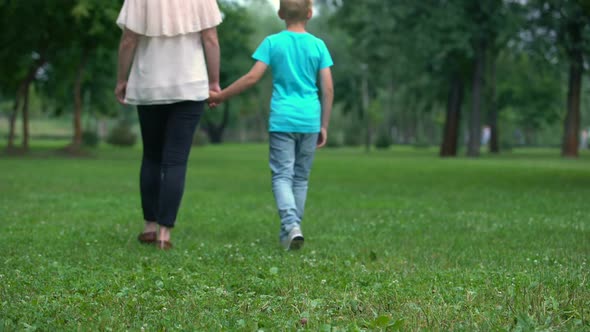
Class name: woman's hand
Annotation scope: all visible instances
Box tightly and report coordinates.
[115,29,139,105]
[115,81,127,105]
[209,82,221,94]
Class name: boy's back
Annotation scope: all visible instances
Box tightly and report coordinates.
[207,0,334,251]
[253,31,333,133]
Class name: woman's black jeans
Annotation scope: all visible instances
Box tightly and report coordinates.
[137,101,204,228]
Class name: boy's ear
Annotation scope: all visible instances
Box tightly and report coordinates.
[278,9,285,20]
[307,8,313,19]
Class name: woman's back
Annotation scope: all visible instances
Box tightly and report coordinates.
[117,0,221,105]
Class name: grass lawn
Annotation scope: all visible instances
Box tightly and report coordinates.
[0,144,588,331]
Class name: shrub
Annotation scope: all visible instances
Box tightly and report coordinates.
[413,141,431,149]
[82,131,100,148]
[500,138,513,152]
[106,122,137,147]
[193,129,209,146]
[374,130,392,149]
[343,131,363,147]
[326,131,343,148]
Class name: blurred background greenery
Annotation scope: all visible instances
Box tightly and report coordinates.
[0,0,589,157]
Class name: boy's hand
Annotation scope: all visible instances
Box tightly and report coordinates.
[208,90,222,108]
[317,127,328,148]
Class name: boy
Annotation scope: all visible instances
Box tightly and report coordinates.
[209,0,334,250]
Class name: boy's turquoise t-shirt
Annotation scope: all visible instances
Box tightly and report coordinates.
[253,31,333,133]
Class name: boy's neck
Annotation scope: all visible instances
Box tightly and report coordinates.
[286,21,307,33]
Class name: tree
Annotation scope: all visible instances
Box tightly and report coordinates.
[496,52,562,145]
[417,1,472,156]
[202,0,256,144]
[0,0,121,153]
[331,0,419,150]
[65,0,120,151]
[1,1,87,151]
[527,0,590,157]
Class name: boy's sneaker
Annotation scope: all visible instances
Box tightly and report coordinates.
[281,227,304,251]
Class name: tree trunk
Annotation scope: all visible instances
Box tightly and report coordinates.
[6,95,21,152]
[467,39,486,157]
[561,23,583,158]
[21,82,31,151]
[561,58,583,157]
[489,55,499,153]
[440,73,464,157]
[70,49,90,151]
[6,57,46,152]
[361,64,371,152]
[524,128,536,146]
[489,109,499,153]
[205,101,230,144]
[386,79,395,142]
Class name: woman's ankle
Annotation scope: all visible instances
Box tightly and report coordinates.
[158,226,171,242]
[144,221,158,233]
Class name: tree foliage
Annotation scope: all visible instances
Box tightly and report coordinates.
[328,0,586,157]
[1,0,587,157]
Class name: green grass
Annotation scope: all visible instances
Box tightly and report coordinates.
[1,145,588,331]
[0,118,74,139]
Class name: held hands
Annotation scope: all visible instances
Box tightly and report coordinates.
[208,90,222,108]
[208,83,222,108]
[317,127,328,148]
[115,80,225,108]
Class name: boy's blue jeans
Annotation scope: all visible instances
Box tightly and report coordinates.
[269,132,319,240]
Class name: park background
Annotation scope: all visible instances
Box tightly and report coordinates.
[1,0,589,331]
[1,0,590,154]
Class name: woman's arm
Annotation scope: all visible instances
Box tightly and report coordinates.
[201,27,221,92]
[115,28,139,104]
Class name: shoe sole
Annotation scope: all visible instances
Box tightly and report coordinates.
[289,236,304,250]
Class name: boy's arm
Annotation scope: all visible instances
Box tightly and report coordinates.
[214,61,268,102]
[317,67,334,148]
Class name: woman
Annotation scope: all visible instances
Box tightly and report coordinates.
[115,0,222,250]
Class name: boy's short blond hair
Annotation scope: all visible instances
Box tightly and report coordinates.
[280,0,312,22]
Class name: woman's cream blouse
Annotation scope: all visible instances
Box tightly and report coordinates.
[117,0,222,105]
